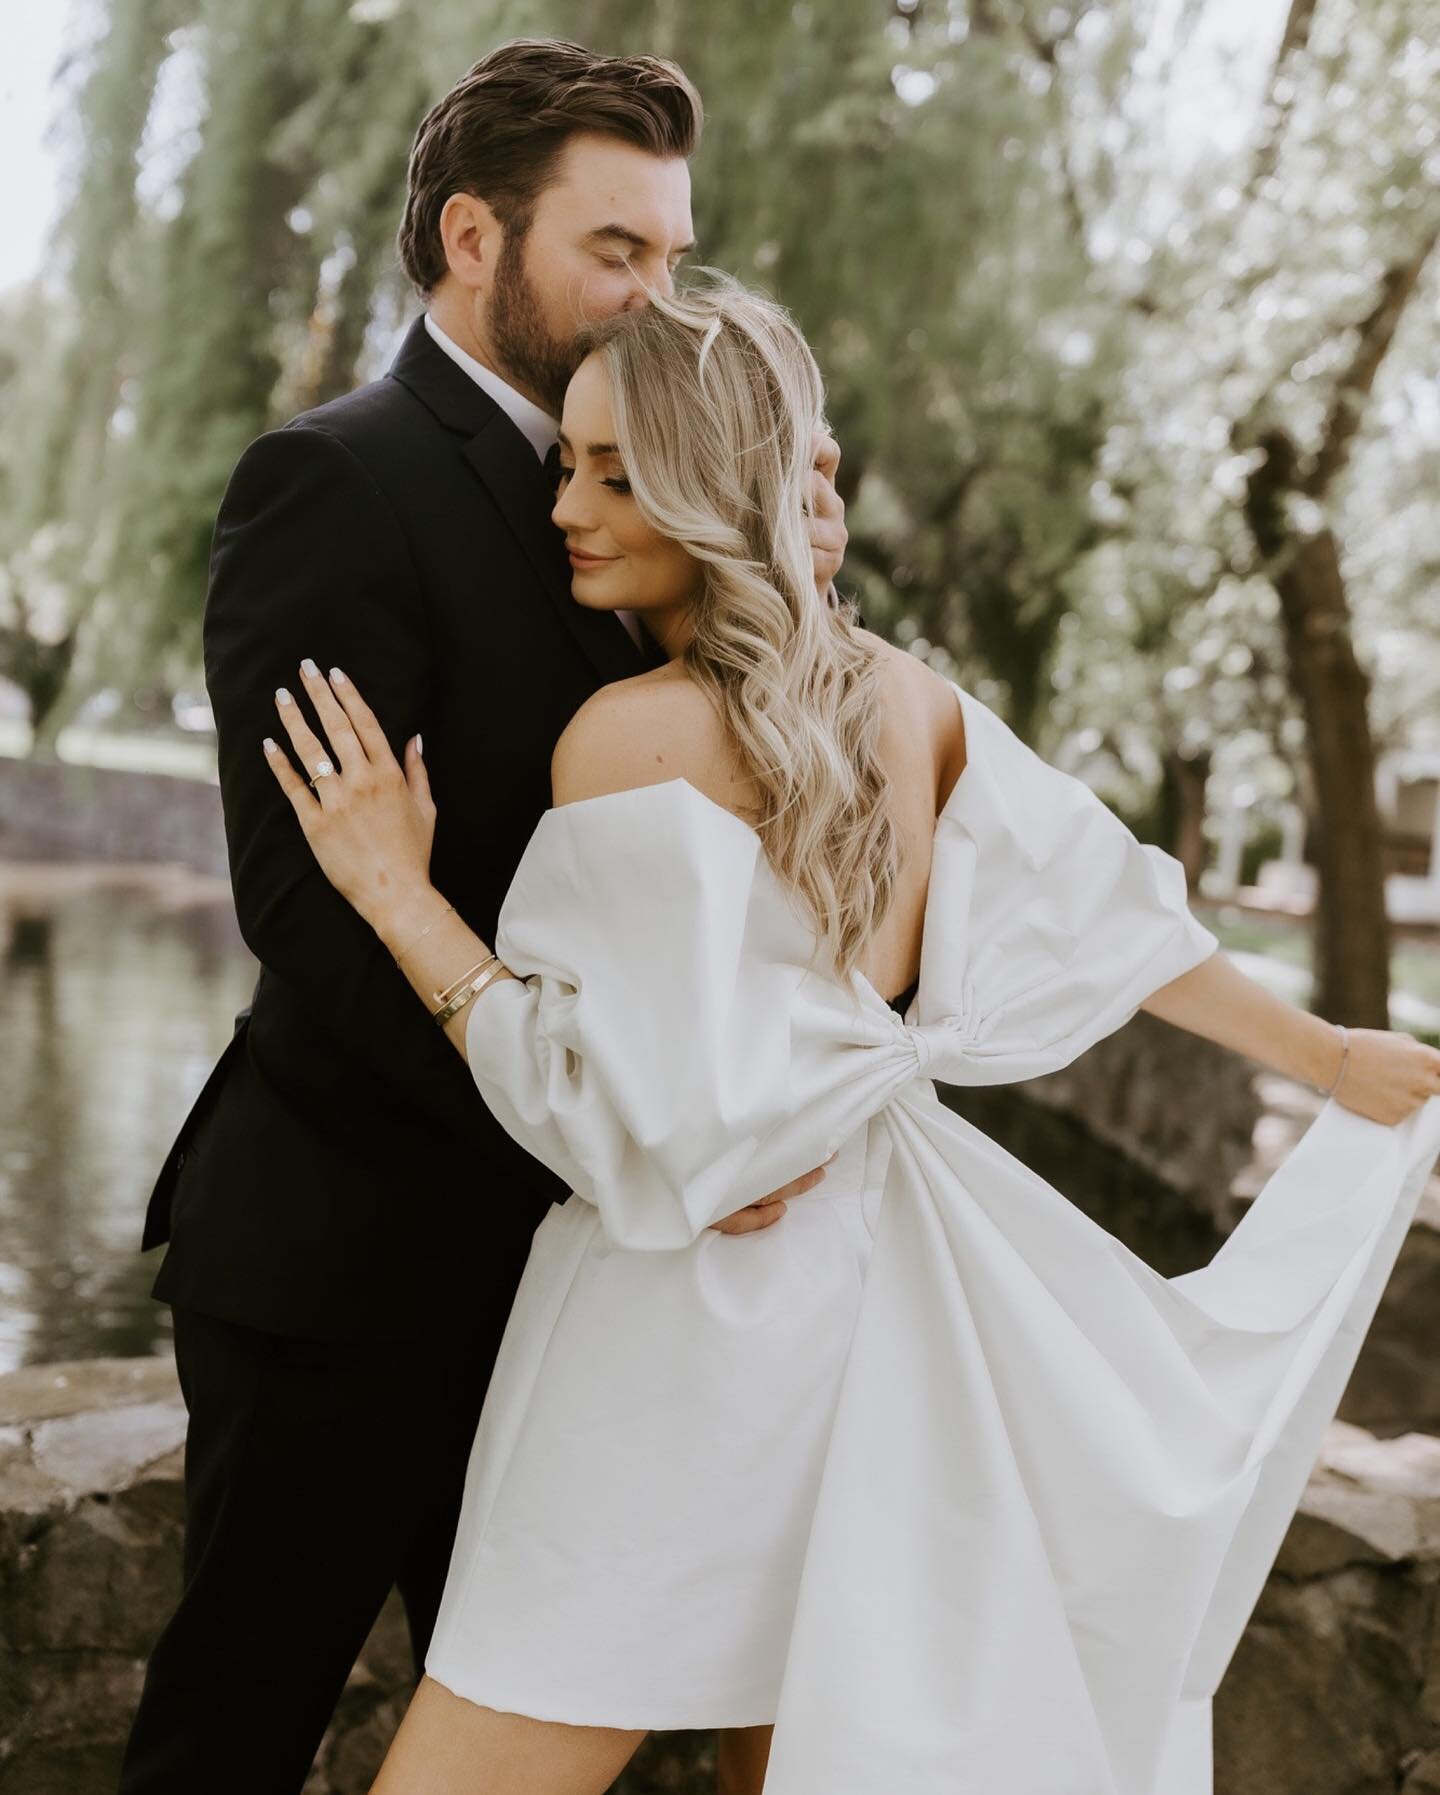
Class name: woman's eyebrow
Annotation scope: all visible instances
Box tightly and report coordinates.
[556,430,621,457]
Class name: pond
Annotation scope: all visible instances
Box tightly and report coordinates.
[0,861,257,1373]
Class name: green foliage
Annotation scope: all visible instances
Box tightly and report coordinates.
[3,0,1437,804]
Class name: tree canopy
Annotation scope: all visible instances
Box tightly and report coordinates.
[2,0,1436,1015]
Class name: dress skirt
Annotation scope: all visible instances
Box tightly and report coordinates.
[424,1121,887,1728]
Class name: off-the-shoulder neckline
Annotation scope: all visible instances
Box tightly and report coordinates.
[544,680,980,848]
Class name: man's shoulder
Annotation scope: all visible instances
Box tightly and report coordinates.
[277,369,429,465]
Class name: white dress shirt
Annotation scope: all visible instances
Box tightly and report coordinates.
[423,313,643,652]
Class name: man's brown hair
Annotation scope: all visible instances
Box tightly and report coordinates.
[397,38,703,298]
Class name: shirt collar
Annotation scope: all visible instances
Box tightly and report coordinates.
[423,313,558,464]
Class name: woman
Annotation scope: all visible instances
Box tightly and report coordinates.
[262,276,1440,1795]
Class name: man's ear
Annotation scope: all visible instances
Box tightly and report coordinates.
[438,191,502,293]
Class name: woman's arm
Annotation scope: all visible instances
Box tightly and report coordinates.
[263,662,819,1231]
[1140,949,1440,1126]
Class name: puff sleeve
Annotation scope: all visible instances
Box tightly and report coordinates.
[463,781,923,1249]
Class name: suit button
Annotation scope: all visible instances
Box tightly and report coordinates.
[175,1150,187,1171]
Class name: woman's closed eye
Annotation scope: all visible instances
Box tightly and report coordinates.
[552,464,632,497]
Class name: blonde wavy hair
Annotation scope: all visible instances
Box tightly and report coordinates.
[573,273,898,979]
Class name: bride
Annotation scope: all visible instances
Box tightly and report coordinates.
[261,274,1440,1795]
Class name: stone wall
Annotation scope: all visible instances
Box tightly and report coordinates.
[6,1356,1440,1793]
[0,759,227,878]
[0,1358,711,1794]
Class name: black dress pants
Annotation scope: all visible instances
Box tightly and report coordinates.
[118,1294,512,1794]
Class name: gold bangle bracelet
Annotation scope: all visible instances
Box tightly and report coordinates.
[431,955,497,1011]
[432,958,509,1027]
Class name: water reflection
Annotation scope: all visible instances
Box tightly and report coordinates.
[0,862,257,1372]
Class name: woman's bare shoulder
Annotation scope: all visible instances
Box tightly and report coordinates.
[857,631,968,789]
[550,666,732,809]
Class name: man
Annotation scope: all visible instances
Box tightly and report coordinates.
[120,37,846,1794]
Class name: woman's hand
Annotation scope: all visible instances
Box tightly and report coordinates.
[1332,1026,1440,1126]
[263,659,436,934]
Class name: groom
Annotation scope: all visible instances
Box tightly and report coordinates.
[120,37,847,1794]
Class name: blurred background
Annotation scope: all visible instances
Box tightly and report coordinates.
[10,0,1437,1368]
[1,2,1438,1789]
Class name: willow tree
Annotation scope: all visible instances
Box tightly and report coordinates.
[100,0,435,672]
[9,0,1438,1030]
[0,0,185,750]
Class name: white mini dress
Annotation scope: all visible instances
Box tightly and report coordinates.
[423,681,1440,1795]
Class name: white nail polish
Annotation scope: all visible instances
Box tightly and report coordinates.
[276,687,292,705]
[263,737,277,754]
[415,733,423,757]
[330,666,346,684]
[300,658,318,677]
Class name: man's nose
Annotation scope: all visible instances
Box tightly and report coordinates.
[618,258,675,311]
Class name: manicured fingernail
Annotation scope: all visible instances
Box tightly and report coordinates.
[300,658,318,677]
[275,687,292,705]
[414,733,423,756]
[330,666,346,684]
[262,737,277,754]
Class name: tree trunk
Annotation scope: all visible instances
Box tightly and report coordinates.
[1239,226,1438,1026]
[0,625,77,763]
[1243,433,1389,1024]
[1160,745,1211,891]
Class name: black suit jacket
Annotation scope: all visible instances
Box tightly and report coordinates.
[144,316,662,1339]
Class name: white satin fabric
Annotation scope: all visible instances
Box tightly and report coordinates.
[424,682,1440,1794]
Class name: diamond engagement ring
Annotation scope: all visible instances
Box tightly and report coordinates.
[308,759,335,786]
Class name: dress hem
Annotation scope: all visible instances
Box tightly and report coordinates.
[423,1660,779,1733]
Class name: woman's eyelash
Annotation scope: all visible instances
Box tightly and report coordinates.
[552,466,631,496]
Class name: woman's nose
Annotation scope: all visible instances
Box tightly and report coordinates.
[551,477,588,532]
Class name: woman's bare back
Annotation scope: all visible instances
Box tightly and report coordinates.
[550,631,968,1006]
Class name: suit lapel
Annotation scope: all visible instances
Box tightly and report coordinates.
[388,316,647,687]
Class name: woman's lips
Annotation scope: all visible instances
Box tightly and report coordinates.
[567,548,618,569]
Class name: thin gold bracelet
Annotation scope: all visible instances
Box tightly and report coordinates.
[393,900,455,969]
[1322,1023,1350,1098]
[432,958,509,1027]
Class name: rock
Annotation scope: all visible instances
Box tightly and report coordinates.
[0,1356,712,1794]
[1213,1422,1440,1795]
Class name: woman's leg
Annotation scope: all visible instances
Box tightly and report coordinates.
[368,1675,647,1795]
[717,1724,775,1795]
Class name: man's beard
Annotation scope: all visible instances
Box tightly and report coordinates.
[489,229,581,418]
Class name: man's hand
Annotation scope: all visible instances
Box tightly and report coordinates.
[707,1155,837,1235]
[807,428,847,594]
